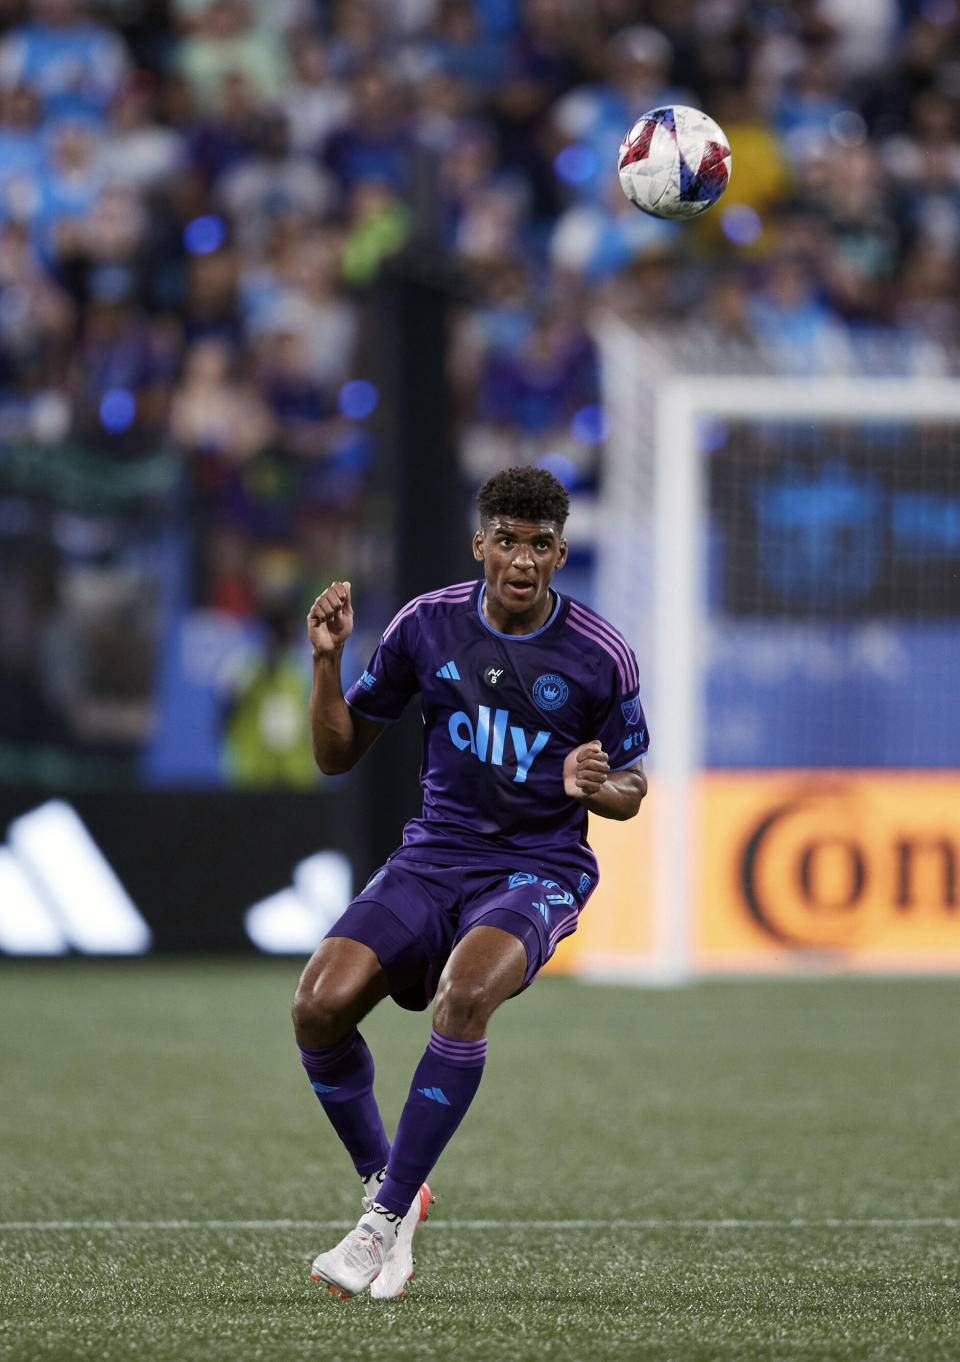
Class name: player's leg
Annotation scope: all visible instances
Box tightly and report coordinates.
[292,935,393,1185]
[378,923,525,1207]
[292,935,397,1298]
[366,926,527,1297]
[299,865,458,1298]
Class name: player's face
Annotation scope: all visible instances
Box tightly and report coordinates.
[473,516,567,633]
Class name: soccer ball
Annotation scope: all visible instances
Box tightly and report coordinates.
[617,105,731,220]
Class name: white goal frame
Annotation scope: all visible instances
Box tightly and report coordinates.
[595,318,960,982]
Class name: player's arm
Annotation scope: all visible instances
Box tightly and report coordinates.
[562,741,646,821]
[307,581,387,774]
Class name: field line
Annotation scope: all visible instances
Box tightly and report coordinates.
[2,1218,959,1232]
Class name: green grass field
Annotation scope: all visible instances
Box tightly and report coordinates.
[2,962,959,1362]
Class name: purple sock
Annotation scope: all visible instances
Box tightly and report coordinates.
[298,1031,390,1179]
[376,1031,487,1216]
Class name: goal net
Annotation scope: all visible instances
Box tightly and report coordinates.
[565,316,960,980]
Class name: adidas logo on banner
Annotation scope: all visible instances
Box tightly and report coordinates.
[244,850,353,953]
[435,660,461,680]
[0,801,152,956]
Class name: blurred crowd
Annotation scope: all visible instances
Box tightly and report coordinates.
[2,0,960,783]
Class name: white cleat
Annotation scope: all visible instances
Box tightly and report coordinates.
[310,1220,386,1300]
[369,1183,435,1300]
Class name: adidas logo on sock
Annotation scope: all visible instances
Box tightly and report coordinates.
[417,1086,452,1106]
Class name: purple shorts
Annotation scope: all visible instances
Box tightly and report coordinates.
[324,848,594,1011]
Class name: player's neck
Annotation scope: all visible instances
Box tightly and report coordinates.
[481,586,556,636]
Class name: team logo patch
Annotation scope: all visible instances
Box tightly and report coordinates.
[508,871,539,889]
[532,674,569,710]
[621,695,642,725]
[483,664,505,688]
[578,873,593,895]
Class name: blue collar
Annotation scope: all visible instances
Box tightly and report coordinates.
[476,584,561,640]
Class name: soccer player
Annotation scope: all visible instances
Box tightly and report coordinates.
[293,466,648,1299]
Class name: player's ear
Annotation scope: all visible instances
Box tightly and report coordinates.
[556,538,568,569]
[472,529,485,562]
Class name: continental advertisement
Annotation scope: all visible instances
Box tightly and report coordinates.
[548,772,960,977]
[697,772,960,972]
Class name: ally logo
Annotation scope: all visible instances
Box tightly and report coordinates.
[448,706,550,783]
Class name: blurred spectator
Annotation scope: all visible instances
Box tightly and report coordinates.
[0,84,44,187]
[222,607,317,788]
[99,72,187,192]
[820,141,899,322]
[33,116,105,263]
[749,251,852,375]
[340,179,413,288]
[549,165,676,285]
[884,88,960,252]
[0,220,75,389]
[213,110,335,252]
[770,38,850,162]
[0,0,131,121]
[278,32,352,155]
[241,225,358,387]
[322,67,415,192]
[170,334,273,464]
[174,0,289,113]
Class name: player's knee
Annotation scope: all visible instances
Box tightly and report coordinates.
[291,974,356,1047]
[433,975,494,1036]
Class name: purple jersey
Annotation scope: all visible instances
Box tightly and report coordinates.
[344,580,648,883]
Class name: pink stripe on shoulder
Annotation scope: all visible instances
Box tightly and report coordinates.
[565,615,627,693]
[566,602,638,691]
[383,582,475,641]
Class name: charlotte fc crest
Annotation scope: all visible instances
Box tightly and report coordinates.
[532,673,568,710]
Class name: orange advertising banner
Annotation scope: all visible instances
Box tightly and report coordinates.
[697,771,960,972]
[542,806,654,978]
[544,772,960,978]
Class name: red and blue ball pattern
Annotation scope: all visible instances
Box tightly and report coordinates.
[618,105,731,220]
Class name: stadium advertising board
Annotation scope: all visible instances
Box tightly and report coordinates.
[697,773,960,972]
[548,772,960,979]
[543,811,655,979]
[3,776,957,975]
[0,789,365,956]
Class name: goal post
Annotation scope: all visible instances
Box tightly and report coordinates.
[584,313,960,982]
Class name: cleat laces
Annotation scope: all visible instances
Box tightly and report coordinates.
[341,1225,385,1276]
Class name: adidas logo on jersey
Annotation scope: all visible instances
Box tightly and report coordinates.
[435,660,461,680]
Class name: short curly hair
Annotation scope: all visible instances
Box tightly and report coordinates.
[476,466,570,531]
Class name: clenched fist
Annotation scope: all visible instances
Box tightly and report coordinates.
[308,581,354,658]
[563,739,610,799]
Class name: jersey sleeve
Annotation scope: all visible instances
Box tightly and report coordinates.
[343,611,419,723]
[592,647,649,771]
